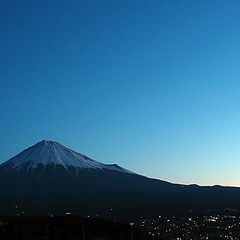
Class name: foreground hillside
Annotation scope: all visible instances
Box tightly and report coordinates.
[0,215,149,240]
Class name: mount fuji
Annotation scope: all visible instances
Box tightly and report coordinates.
[0,140,133,175]
[1,140,240,216]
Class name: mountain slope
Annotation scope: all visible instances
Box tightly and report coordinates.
[1,140,240,216]
[0,140,132,175]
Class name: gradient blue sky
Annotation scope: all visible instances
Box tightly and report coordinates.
[1,0,240,186]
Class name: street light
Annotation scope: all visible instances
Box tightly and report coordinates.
[129,222,134,240]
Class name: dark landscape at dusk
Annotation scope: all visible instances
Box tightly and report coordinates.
[1,0,240,239]
[1,140,240,239]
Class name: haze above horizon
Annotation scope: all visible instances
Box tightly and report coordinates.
[1,0,240,187]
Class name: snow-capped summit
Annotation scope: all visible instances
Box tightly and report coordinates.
[0,140,132,174]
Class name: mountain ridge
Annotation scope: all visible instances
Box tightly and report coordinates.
[1,140,240,216]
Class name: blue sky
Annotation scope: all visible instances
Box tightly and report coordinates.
[1,0,240,186]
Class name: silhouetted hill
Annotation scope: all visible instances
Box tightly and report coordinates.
[0,215,148,240]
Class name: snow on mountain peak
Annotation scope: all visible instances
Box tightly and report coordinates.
[1,140,132,174]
